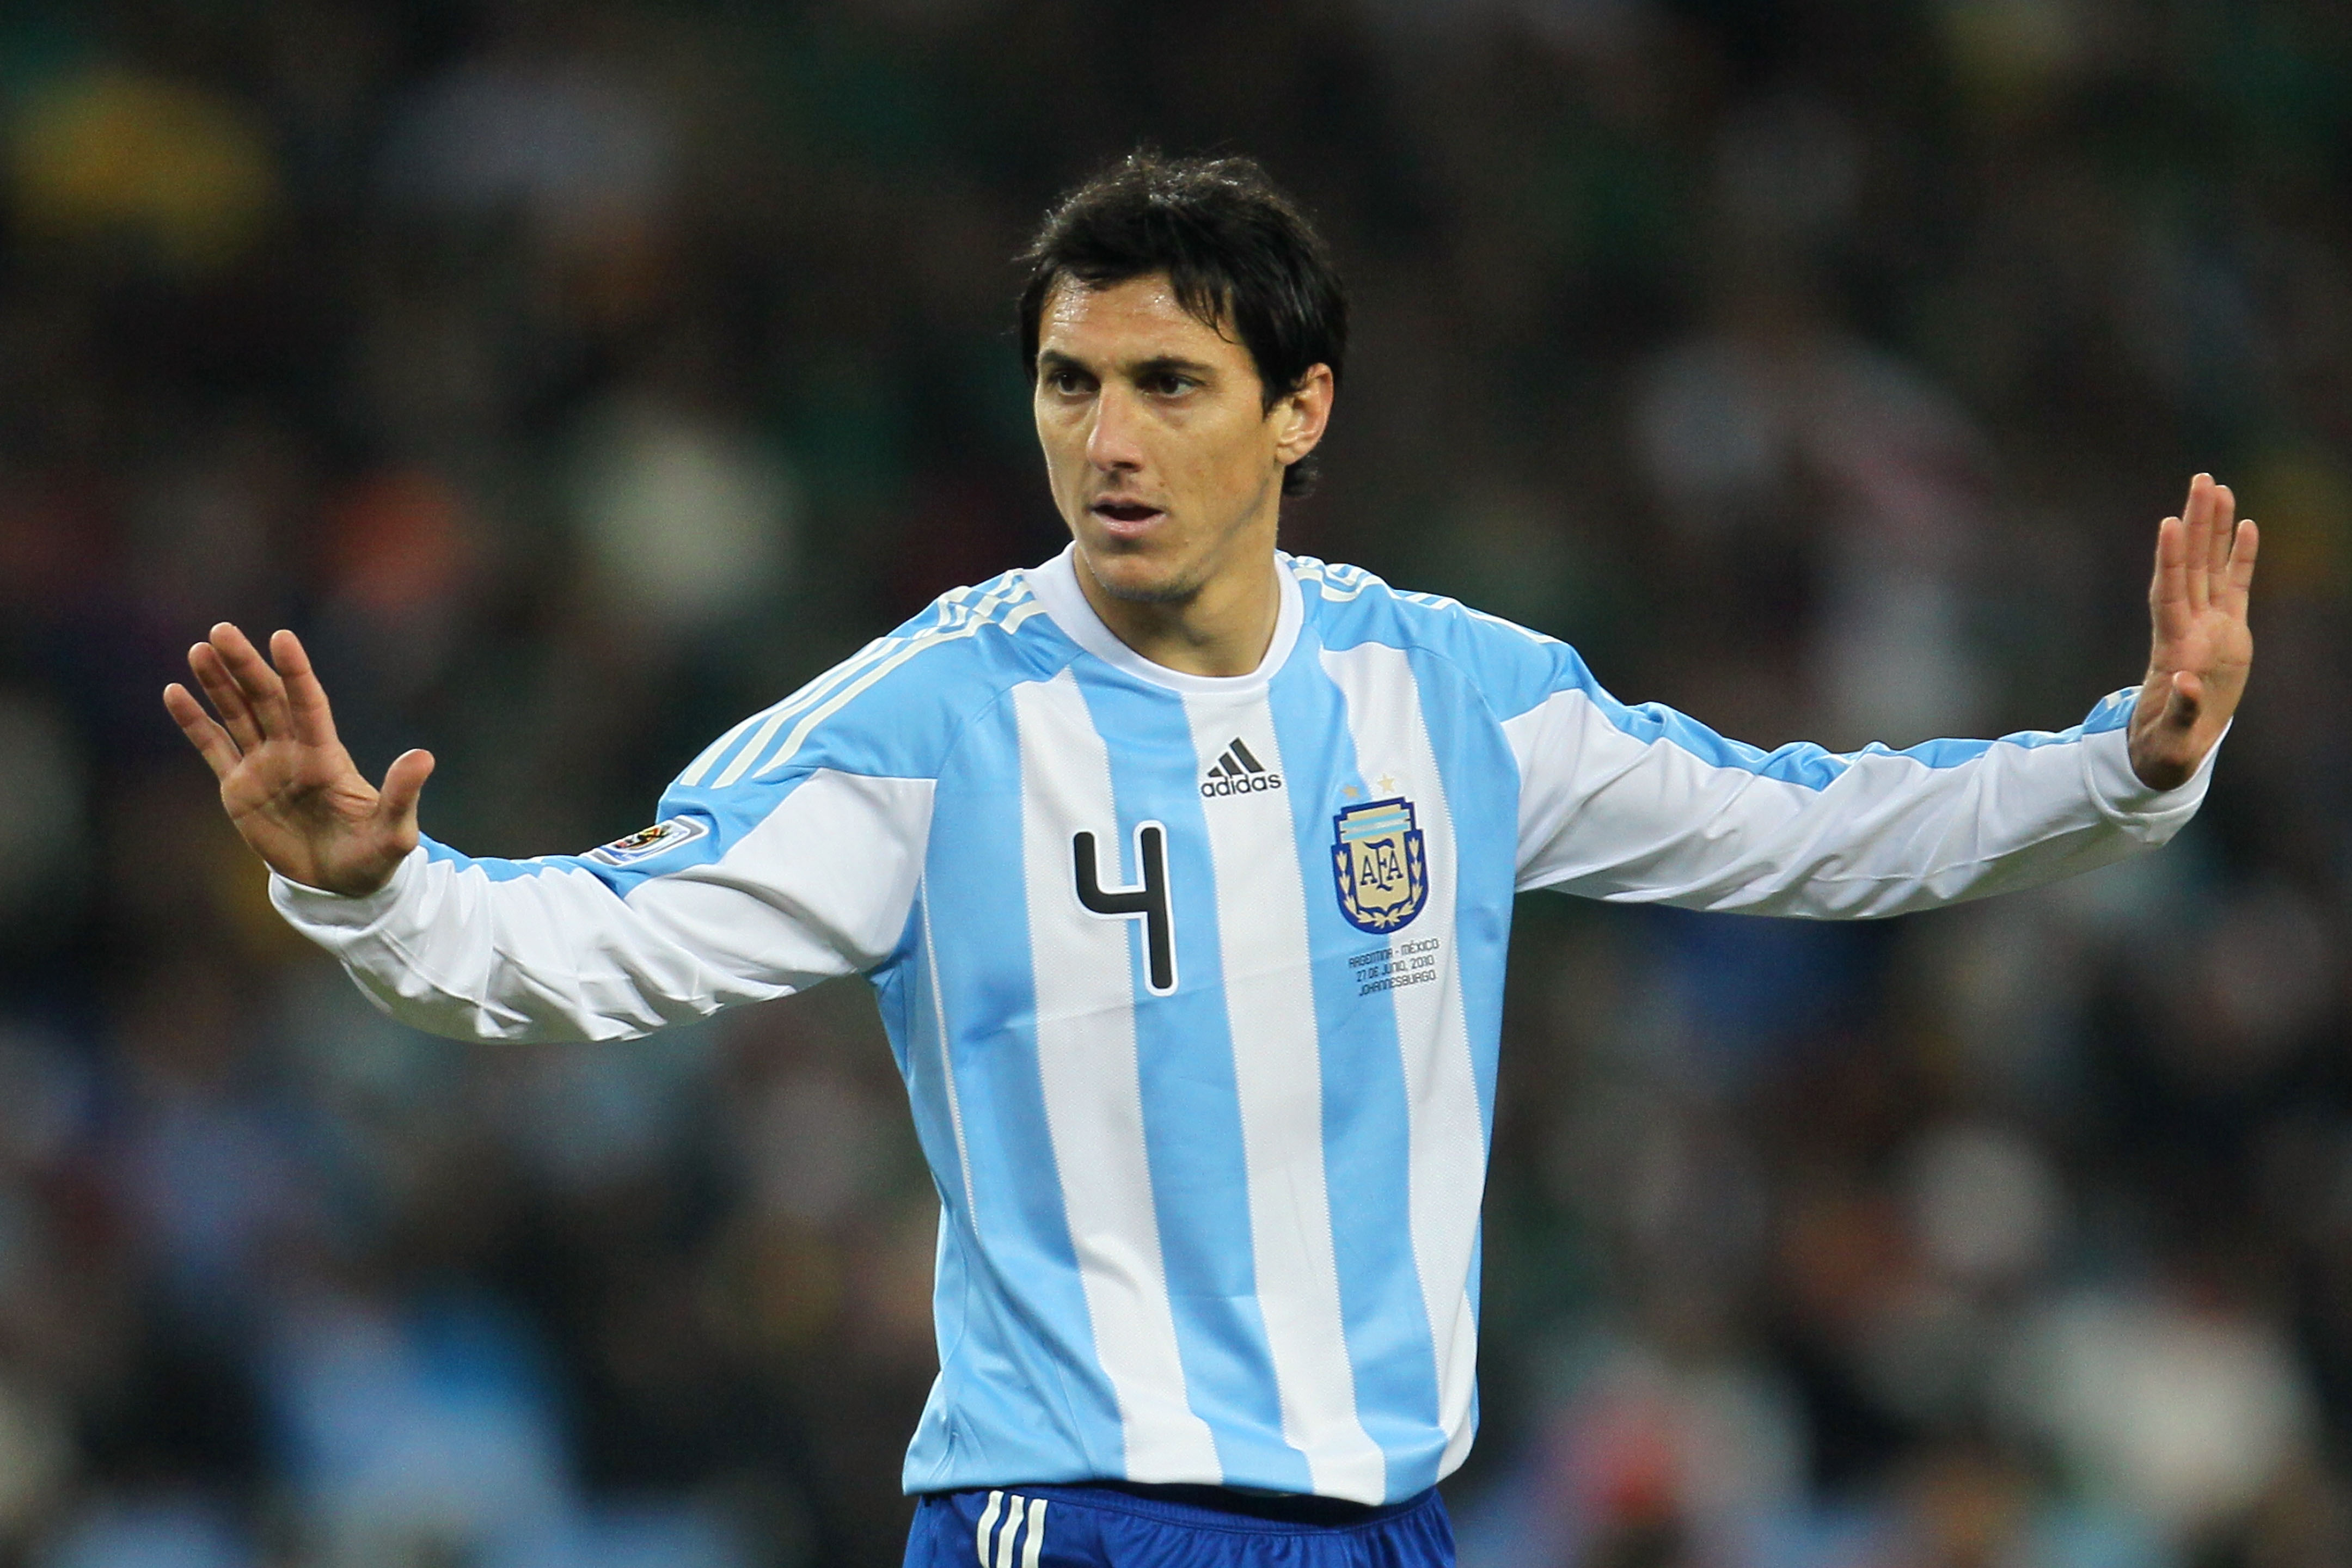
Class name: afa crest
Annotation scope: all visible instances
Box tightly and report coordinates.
[1332,797,1427,933]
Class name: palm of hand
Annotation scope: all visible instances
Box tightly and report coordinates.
[2128,475,2259,791]
[216,733,391,891]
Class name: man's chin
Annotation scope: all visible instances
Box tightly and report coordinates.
[1076,546,1200,606]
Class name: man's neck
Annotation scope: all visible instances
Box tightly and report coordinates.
[1073,547,1282,679]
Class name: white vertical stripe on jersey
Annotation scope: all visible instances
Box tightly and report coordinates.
[1182,695,1387,1503]
[1014,670,1222,1483]
[1020,1497,1047,1568]
[1321,642,1486,1477]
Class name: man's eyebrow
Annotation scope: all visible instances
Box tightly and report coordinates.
[1034,349,1219,379]
[1129,354,1218,378]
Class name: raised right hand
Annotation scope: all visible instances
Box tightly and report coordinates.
[163,624,433,897]
[2127,473,2257,791]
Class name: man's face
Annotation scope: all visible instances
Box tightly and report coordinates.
[1033,272,1329,606]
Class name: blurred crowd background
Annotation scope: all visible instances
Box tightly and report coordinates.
[0,0,2347,1564]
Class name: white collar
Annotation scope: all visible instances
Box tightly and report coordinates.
[1024,543,1303,696]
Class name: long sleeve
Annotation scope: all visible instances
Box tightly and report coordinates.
[270,768,937,1042]
[1503,664,2214,918]
[265,571,1057,1043]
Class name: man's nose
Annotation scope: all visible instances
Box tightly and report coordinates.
[1086,386,1144,471]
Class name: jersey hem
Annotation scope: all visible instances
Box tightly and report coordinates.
[914,1481,1441,1535]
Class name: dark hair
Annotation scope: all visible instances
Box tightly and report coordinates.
[1017,150,1347,499]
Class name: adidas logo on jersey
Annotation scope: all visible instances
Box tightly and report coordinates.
[1202,738,1283,797]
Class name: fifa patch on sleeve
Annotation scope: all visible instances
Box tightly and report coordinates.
[587,817,710,868]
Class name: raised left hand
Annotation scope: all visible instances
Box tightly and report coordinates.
[2129,473,2258,791]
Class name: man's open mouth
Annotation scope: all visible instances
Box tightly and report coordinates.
[1092,501,1165,524]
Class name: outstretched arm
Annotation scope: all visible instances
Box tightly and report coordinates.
[2129,473,2257,790]
[1506,474,2254,917]
[165,623,936,1043]
[163,624,432,896]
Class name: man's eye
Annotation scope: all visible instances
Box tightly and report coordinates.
[1146,374,1195,395]
[1048,371,1088,394]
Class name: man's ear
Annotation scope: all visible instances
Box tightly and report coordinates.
[1271,364,1335,465]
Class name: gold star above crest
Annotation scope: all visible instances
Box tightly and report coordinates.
[1342,785,1360,798]
[1375,773,1399,794]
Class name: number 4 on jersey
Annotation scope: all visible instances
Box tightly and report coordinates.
[1071,824,1177,995]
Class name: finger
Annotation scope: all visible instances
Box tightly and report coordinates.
[2220,517,2259,614]
[208,622,294,740]
[163,683,242,779]
[188,641,264,752]
[376,749,436,844]
[2164,669,2204,734]
[2183,475,2212,612]
[2150,514,2190,642]
[2206,481,2235,585]
[270,628,341,749]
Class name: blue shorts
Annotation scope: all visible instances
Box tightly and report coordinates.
[904,1483,1454,1568]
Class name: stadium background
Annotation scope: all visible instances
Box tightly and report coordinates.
[0,1,2346,1564]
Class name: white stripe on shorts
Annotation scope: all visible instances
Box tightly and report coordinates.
[1021,1497,1047,1568]
[975,1491,1001,1566]
[977,1491,1046,1568]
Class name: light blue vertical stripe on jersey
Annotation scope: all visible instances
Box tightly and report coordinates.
[898,691,1130,1491]
[1263,650,1444,1496]
[1073,670,1312,1495]
[1404,647,1520,1141]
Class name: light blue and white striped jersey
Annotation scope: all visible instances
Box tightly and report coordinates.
[274,546,2215,1505]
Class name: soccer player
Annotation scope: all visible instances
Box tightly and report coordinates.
[165,154,2255,1568]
